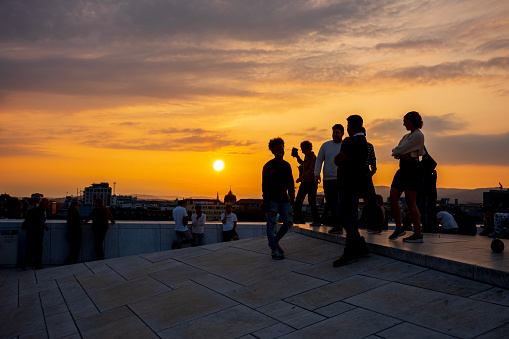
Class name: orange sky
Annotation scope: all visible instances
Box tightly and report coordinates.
[1,1,508,199]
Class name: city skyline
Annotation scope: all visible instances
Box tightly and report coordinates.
[1,1,509,199]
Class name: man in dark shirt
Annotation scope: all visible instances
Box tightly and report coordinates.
[84,198,115,260]
[333,115,372,267]
[262,137,295,260]
[19,198,50,270]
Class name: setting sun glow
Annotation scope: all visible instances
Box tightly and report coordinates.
[213,160,225,172]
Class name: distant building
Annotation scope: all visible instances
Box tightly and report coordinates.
[483,189,509,211]
[84,182,112,206]
[224,187,237,204]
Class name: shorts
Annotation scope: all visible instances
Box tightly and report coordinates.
[391,167,423,192]
[223,229,239,242]
[176,230,193,242]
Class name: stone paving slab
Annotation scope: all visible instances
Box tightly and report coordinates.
[279,307,401,338]
[158,304,277,339]
[88,275,171,311]
[130,283,238,333]
[229,271,329,308]
[344,282,509,338]
[1,230,509,338]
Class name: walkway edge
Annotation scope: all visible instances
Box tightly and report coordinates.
[292,226,509,289]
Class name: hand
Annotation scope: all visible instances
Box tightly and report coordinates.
[401,154,412,163]
[315,175,321,183]
[261,202,270,213]
[296,178,301,183]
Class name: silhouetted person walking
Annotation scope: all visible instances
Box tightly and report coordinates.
[84,198,115,260]
[262,137,295,260]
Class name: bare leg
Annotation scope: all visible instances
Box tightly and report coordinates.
[390,186,403,229]
[405,190,422,235]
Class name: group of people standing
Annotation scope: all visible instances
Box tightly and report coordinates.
[262,111,428,266]
[19,197,115,270]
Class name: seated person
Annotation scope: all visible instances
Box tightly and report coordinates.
[452,206,477,236]
[437,208,459,234]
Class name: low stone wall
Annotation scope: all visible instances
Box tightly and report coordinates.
[0,220,267,265]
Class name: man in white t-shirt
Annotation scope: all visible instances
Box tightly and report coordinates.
[221,205,239,242]
[437,210,459,234]
[314,124,344,234]
[172,200,193,249]
[191,204,206,246]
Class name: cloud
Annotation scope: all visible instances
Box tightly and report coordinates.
[374,57,509,83]
[375,39,443,50]
[0,0,400,44]
[428,132,509,166]
[83,127,257,153]
[0,144,56,158]
[114,122,141,126]
[367,113,467,143]
[367,116,509,166]
[475,39,509,53]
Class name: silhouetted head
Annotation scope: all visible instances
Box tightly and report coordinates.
[332,124,344,143]
[226,205,233,214]
[178,200,185,206]
[268,137,285,161]
[376,194,383,205]
[404,111,423,130]
[347,115,363,136]
[94,198,103,206]
[300,140,312,154]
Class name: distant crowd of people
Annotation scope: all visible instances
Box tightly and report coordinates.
[18,111,508,270]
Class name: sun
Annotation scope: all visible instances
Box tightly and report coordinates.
[213,159,225,172]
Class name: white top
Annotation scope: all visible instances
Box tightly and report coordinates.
[221,212,238,231]
[314,140,342,181]
[392,129,425,159]
[191,213,206,234]
[172,206,188,232]
[437,211,459,230]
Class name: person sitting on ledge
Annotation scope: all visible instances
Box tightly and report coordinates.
[172,200,193,249]
[221,204,239,242]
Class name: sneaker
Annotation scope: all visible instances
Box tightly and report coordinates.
[328,227,343,234]
[276,243,284,254]
[389,228,406,240]
[333,253,358,267]
[310,222,322,226]
[271,250,285,260]
[367,229,382,234]
[403,233,424,243]
[488,231,501,238]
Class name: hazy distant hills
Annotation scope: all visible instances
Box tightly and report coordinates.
[50,187,499,204]
[373,186,499,204]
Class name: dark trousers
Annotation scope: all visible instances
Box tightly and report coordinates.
[66,231,82,264]
[323,179,340,227]
[93,227,107,260]
[339,187,362,250]
[21,230,44,268]
[294,181,320,223]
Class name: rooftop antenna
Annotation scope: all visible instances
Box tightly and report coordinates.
[113,182,116,195]
[499,182,503,190]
